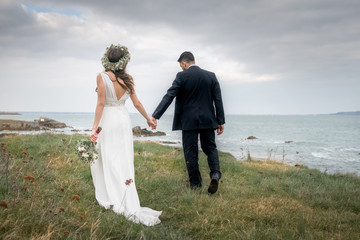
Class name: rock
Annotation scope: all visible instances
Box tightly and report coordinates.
[0,117,67,131]
[37,117,67,129]
[132,126,166,137]
[247,136,258,140]
[0,119,40,131]
[285,141,294,143]
[0,111,20,115]
[132,126,142,136]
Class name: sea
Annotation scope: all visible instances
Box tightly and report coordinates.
[1,112,359,175]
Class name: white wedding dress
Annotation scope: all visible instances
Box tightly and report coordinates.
[91,72,162,226]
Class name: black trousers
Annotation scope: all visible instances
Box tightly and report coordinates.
[182,129,221,187]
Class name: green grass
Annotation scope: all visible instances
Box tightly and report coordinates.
[0,133,359,239]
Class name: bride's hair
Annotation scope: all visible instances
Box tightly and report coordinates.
[106,48,134,93]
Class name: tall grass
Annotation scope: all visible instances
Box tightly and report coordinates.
[0,134,359,239]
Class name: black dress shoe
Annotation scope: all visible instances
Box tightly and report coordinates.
[208,179,219,194]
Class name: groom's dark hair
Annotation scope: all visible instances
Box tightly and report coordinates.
[178,51,195,63]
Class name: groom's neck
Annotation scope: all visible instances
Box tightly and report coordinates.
[184,61,195,70]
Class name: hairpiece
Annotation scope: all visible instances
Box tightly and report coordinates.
[101,44,131,71]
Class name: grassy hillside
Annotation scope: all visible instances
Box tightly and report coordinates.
[0,134,359,239]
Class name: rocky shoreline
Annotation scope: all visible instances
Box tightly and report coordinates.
[0,118,166,137]
[0,111,20,115]
[132,126,166,137]
[0,117,67,131]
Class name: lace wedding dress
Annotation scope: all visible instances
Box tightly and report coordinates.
[91,72,162,226]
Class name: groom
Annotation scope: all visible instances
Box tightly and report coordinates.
[152,51,225,194]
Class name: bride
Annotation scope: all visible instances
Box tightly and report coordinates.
[89,44,162,226]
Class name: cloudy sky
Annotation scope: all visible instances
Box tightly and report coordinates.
[0,0,359,115]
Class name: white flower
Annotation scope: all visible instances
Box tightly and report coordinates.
[78,146,85,152]
[76,138,99,165]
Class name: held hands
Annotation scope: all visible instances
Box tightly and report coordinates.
[217,124,224,135]
[151,117,157,129]
[147,117,157,130]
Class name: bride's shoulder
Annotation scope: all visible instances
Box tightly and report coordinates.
[97,72,105,77]
[96,73,105,84]
[98,71,111,79]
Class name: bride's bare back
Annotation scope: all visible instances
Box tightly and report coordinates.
[105,71,127,100]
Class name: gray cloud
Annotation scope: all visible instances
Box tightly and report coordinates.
[61,0,360,82]
[0,0,359,114]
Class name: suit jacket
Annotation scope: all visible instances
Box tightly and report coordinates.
[152,65,225,131]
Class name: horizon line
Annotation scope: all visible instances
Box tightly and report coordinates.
[1,110,359,116]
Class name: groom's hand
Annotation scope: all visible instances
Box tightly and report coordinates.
[217,125,224,135]
[147,119,156,130]
[151,117,157,130]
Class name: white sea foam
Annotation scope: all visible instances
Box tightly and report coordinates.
[311,152,330,159]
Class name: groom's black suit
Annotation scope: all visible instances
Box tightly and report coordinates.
[152,65,225,187]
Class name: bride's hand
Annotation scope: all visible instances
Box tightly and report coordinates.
[90,130,98,142]
[147,119,157,130]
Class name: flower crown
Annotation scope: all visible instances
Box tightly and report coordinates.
[101,44,131,71]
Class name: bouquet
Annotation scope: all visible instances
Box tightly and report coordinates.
[76,126,102,165]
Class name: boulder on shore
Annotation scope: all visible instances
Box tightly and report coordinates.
[37,117,67,129]
[0,117,67,131]
[247,136,258,140]
[132,126,166,137]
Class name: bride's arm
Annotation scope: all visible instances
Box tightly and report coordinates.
[90,74,105,142]
[130,91,156,129]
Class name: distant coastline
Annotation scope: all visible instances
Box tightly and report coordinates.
[0,111,20,115]
[330,111,360,116]
[1,111,359,115]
